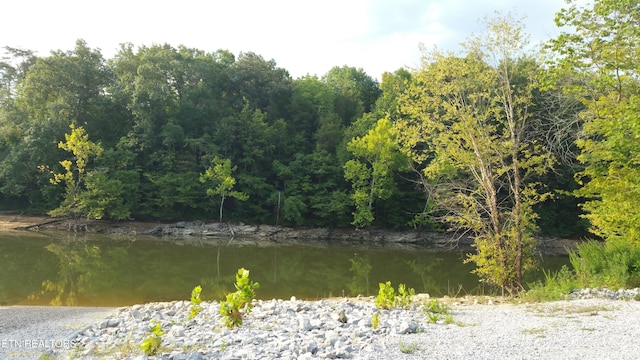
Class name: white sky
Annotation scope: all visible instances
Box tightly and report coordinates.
[2,0,576,80]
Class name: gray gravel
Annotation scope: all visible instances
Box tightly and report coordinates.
[3,294,640,360]
[0,306,116,360]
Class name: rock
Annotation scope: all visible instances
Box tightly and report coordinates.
[338,310,348,323]
[396,320,418,334]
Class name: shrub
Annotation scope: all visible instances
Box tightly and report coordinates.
[220,268,259,329]
[570,239,640,289]
[140,321,163,356]
[375,281,415,310]
[189,285,203,320]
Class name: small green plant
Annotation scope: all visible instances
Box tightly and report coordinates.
[140,321,164,356]
[220,268,260,329]
[371,313,380,329]
[522,265,577,302]
[375,281,415,310]
[423,299,453,324]
[189,285,203,320]
[425,299,450,314]
[427,312,441,324]
[375,281,396,310]
[396,283,415,308]
[398,340,418,354]
[444,313,455,325]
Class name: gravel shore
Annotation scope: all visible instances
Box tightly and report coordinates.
[12,294,636,360]
[0,306,116,360]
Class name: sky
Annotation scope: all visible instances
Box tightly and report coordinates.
[2,0,577,81]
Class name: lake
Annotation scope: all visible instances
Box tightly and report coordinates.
[0,231,568,306]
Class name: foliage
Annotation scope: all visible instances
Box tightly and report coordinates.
[344,118,409,227]
[0,23,591,235]
[48,124,104,219]
[371,313,379,330]
[375,281,396,310]
[200,156,248,222]
[189,285,202,320]
[219,268,259,329]
[140,321,164,356]
[523,265,577,302]
[375,281,415,310]
[547,0,640,244]
[396,13,551,294]
[422,299,452,324]
[525,239,640,301]
[569,239,640,289]
[398,340,418,354]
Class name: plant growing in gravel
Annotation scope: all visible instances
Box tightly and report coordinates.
[444,314,455,325]
[399,340,418,354]
[396,283,415,308]
[427,312,441,324]
[375,281,396,309]
[425,299,450,315]
[371,313,380,329]
[189,285,203,320]
[220,267,259,329]
[423,299,452,324]
[140,321,164,356]
[375,281,415,310]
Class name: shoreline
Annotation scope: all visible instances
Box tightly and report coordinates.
[12,295,640,360]
[0,213,579,255]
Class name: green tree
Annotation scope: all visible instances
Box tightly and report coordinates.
[322,66,381,125]
[548,0,640,243]
[200,156,248,222]
[344,118,408,227]
[49,124,104,220]
[397,14,552,293]
[1,40,113,211]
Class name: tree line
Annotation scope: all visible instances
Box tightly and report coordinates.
[1,0,638,293]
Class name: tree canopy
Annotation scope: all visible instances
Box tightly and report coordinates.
[2,0,638,288]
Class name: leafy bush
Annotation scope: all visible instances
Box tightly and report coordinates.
[375,281,396,310]
[570,239,640,289]
[220,268,259,329]
[375,281,415,310]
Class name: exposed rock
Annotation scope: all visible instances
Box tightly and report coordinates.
[14,214,580,254]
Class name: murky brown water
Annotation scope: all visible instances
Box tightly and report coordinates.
[0,231,568,306]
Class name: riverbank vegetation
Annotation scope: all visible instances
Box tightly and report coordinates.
[1,0,638,295]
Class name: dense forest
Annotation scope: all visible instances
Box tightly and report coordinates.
[1,0,639,292]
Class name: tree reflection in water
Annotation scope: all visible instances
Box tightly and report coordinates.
[41,235,101,306]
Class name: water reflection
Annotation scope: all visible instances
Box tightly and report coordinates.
[0,232,569,306]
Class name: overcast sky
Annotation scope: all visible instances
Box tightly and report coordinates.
[2,0,578,80]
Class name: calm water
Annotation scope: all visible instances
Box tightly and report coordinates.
[0,231,568,306]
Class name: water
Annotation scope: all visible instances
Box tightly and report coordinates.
[0,231,568,307]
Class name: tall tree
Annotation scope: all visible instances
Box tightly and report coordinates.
[548,0,640,243]
[322,66,381,125]
[1,40,112,210]
[48,124,103,220]
[344,118,408,227]
[396,14,552,293]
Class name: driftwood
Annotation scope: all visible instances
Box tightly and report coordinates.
[15,218,66,230]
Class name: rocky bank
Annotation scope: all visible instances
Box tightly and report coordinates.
[43,289,640,360]
[3,214,578,255]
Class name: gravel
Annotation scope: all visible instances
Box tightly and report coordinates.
[0,306,116,360]
[3,290,640,360]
